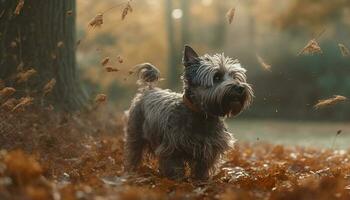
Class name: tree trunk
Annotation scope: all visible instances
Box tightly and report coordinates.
[0,0,87,111]
[164,0,178,88]
[181,0,190,46]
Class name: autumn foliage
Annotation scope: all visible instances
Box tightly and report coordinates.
[0,108,350,199]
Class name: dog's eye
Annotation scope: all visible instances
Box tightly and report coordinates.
[213,73,222,83]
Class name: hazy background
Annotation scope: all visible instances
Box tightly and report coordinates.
[76,0,350,147]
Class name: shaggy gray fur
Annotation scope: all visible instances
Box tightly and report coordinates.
[124,45,253,180]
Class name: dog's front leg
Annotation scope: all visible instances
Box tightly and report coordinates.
[191,160,210,180]
[158,155,185,180]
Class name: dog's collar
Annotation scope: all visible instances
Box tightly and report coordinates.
[183,95,201,113]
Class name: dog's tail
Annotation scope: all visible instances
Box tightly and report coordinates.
[134,63,161,87]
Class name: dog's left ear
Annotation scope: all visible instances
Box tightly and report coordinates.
[183,45,199,67]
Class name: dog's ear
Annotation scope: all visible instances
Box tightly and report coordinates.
[183,45,199,67]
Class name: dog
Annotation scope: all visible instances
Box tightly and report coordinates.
[124,45,253,180]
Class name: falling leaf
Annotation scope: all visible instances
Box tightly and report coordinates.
[67,10,73,16]
[17,62,24,71]
[76,39,82,47]
[14,0,25,15]
[51,53,57,60]
[57,41,64,48]
[256,54,272,71]
[105,67,120,72]
[16,69,37,84]
[10,41,17,48]
[1,98,18,111]
[0,79,5,90]
[128,70,134,75]
[338,44,350,57]
[101,57,110,66]
[314,95,347,109]
[89,13,104,28]
[95,94,107,106]
[298,39,322,55]
[116,55,124,63]
[337,130,342,135]
[226,8,235,24]
[0,87,16,98]
[121,1,133,20]
[12,96,34,112]
[43,79,56,96]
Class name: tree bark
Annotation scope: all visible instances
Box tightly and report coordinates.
[0,0,87,111]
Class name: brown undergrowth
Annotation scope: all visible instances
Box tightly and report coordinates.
[1,108,350,200]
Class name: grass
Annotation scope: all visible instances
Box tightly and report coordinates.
[228,119,350,149]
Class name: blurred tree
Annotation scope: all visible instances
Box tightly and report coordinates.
[181,0,190,46]
[0,0,87,110]
[212,1,227,48]
[165,0,178,88]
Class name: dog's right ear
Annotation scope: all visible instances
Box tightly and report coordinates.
[183,45,199,67]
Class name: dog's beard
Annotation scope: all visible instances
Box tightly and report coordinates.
[197,83,253,117]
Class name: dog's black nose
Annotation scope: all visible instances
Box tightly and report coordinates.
[232,85,245,95]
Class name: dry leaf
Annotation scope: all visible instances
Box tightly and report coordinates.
[43,79,56,96]
[256,55,272,71]
[67,10,73,16]
[12,96,34,112]
[338,44,350,57]
[17,62,24,71]
[4,150,43,184]
[0,79,5,89]
[16,68,37,83]
[95,94,107,105]
[105,67,120,72]
[89,13,104,28]
[121,1,133,20]
[10,41,17,48]
[298,39,322,55]
[1,98,18,111]
[226,8,235,24]
[76,39,82,47]
[117,55,124,63]
[0,87,16,98]
[314,95,347,109]
[57,41,64,48]
[14,0,25,15]
[101,57,110,66]
[128,70,134,75]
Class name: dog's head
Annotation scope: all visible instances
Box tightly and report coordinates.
[182,45,254,117]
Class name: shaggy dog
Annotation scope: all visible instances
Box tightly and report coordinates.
[124,45,253,180]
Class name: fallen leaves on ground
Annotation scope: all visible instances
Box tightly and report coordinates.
[1,109,350,199]
[314,95,347,109]
[226,8,235,24]
[298,39,323,55]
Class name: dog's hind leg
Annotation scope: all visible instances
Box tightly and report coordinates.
[159,154,185,180]
[124,103,145,171]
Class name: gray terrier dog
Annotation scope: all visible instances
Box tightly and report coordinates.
[124,45,253,180]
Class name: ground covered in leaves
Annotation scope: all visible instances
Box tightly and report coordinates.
[1,109,350,200]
